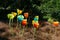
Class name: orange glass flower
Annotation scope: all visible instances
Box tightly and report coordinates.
[24,12,28,18]
[22,19,27,26]
[53,21,59,27]
[33,23,39,28]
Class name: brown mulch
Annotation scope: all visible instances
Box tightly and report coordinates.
[0,21,60,40]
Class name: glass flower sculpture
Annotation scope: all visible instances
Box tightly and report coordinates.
[17,15,24,22]
[24,12,29,18]
[17,9,22,15]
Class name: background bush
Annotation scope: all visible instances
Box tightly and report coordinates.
[0,0,60,21]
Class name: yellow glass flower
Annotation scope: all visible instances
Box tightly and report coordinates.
[32,20,38,25]
[17,9,22,15]
[32,20,35,25]
[12,12,17,17]
[35,21,38,23]
[35,16,39,18]
[48,18,53,23]
[7,14,14,19]
[23,19,27,21]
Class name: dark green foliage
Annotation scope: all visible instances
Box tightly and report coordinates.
[0,0,60,21]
